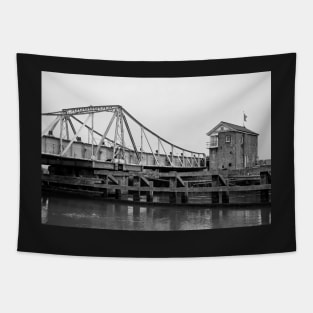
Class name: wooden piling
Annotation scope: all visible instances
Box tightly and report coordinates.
[222,191,229,203]
[212,191,220,204]
[181,191,189,204]
[102,175,109,198]
[133,176,141,201]
[146,181,154,202]
[169,192,178,204]
[211,174,220,203]
[42,170,271,206]
[115,189,122,199]
[102,188,108,198]
[169,177,178,204]
[181,182,189,204]
[260,171,270,203]
[121,176,128,195]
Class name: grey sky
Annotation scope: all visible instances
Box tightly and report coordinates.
[42,71,271,159]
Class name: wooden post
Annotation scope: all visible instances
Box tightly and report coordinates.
[102,175,109,198]
[133,176,141,201]
[147,181,154,202]
[121,176,128,195]
[222,179,229,203]
[181,183,189,204]
[211,191,220,204]
[114,176,122,200]
[211,174,220,204]
[260,171,270,203]
[115,188,122,199]
[222,191,230,203]
[169,177,177,203]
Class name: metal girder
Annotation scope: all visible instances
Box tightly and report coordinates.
[67,116,77,138]
[140,127,143,164]
[142,129,160,166]
[122,113,141,163]
[177,154,184,166]
[60,117,64,153]
[186,154,192,167]
[120,110,125,161]
[159,140,173,166]
[71,115,118,148]
[65,117,69,140]
[91,113,94,158]
[71,115,101,138]
[95,111,117,158]
[112,110,120,159]
[61,114,91,157]
[42,105,121,116]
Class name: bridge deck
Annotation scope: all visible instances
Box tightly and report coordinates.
[42,135,204,169]
[42,153,207,172]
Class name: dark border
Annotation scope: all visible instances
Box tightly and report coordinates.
[17,53,296,257]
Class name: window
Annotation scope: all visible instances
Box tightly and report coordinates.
[210,135,218,147]
[225,135,231,143]
[240,136,244,144]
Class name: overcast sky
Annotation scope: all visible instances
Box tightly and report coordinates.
[42,71,271,159]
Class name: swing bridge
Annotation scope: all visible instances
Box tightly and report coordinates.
[41,105,206,172]
[41,105,272,205]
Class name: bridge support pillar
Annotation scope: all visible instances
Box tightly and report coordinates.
[181,183,189,204]
[118,176,128,195]
[222,191,229,203]
[133,193,141,202]
[261,190,269,203]
[211,174,229,204]
[212,191,220,204]
[181,191,189,204]
[169,192,177,204]
[133,176,141,202]
[102,189,109,198]
[115,189,122,200]
[169,177,178,204]
[146,181,154,203]
[260,171,270,203]
[102,176,109,198]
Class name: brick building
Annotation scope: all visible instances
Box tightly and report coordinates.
[206,121,258,170]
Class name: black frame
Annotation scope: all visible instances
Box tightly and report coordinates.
[17,53,296,257]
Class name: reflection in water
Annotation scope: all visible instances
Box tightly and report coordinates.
[41,194,271,231]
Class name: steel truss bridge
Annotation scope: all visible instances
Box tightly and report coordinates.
[42,105,206,171]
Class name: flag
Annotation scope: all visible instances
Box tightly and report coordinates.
[244,113,247,122]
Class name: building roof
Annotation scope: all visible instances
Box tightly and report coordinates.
[206,121,259,136]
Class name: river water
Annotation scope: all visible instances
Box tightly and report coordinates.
[41,193,271,231]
